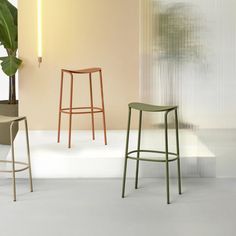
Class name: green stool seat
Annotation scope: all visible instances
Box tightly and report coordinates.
[122,102,182,204]
[129,102,177,112]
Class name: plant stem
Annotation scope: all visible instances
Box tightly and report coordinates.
[9,74,16,104]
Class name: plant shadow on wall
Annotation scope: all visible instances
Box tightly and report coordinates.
[153,1,205,128]
[0,0,22,144]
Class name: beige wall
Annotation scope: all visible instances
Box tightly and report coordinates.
[18,0,139,130]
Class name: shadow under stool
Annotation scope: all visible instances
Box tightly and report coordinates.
[121,103,182,204]
[0,115,33,201]
[57,67,107,148]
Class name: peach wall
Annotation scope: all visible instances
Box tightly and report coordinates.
[18,0,139,130]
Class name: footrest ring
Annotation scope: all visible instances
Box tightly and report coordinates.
[127,150,178,162]
[0,160,29,173]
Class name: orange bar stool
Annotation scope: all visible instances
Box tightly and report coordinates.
[57,67,107,148]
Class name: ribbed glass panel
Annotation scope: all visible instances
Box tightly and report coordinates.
[140,0,236,176]
[140,0,236,129]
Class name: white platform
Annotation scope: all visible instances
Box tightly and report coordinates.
[1,130,215,178]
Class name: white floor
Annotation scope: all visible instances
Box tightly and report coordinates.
[0,130,235,235]
[0,178,236,236]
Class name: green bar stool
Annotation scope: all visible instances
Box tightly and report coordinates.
[121,103,182,204]
[0,115,33,201]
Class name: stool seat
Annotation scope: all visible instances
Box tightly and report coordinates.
[129,102,177,112]
[0,115,25,123]
[62,67,101,74]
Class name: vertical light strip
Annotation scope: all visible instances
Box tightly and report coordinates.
[37,0,42,65]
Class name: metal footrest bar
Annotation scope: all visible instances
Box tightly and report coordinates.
[127,150,178,162]
[0,160,29,173]
[61,106,103,114]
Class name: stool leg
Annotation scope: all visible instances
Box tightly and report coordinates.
[99,70,107,145]
[135,110,142,189]
[175,109,182,195]
[165,111,170,204]
[89,73,95,140]
[24,118,33,192]
[122,107,132,198]
[10,122,16,202]
[68,73,74,148]
[57,70,64,143]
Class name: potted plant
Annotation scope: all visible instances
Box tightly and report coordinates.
[153,2,203,128]
[0,0,22,144]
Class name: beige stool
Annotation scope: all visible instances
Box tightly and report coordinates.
[0,115,33,201]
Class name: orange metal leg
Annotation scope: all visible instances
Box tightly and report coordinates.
[68,73,74,148]
[89,73,95,140]
[57,70,64,143]
[99,70,107,145]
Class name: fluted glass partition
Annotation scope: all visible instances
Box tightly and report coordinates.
[140,0,236,177]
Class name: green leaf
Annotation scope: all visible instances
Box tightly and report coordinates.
[5,0,17,26]
[0,1,17,51]
[0,55,22,76]
[0,0,17,24]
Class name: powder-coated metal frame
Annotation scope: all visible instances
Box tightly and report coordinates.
[0,116,33,201]
[57,68,107,148]
[122,103,181,204]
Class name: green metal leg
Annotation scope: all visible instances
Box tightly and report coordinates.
[122,107,132,198]
[165,112,170,204]
[135,111,142,189]
[10,122,16,202]
[24,118,33,193]
[175,109,182,195]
